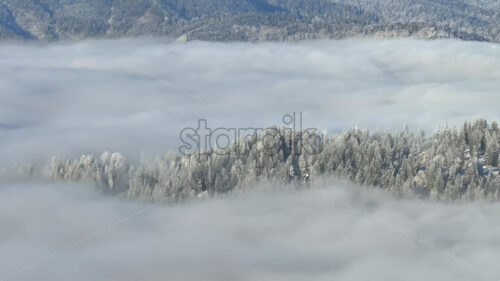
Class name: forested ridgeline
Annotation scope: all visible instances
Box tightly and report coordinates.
[1,0,499,42]
[46,120,500,202]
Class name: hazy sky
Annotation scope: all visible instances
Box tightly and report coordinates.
[1,182,500,281]
[0,38,499,164]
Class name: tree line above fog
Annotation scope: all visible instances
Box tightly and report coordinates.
[0,0,499,42]
[42,120,500,202]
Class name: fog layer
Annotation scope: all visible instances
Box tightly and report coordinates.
[1,39,499,164]
[1,182,500,281]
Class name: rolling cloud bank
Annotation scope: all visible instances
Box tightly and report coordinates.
[1,38,500,280]
[1,182,500,281]
[1,38,499,164]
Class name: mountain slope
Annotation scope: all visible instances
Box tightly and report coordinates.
[0,0,498,41]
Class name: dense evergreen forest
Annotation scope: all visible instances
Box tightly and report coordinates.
[0,0,499,42]
[44,120,500,202]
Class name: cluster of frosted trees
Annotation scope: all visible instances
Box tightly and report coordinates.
[49,152,129,194]
[47,120,500,202]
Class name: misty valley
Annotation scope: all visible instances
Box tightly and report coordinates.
[1,37,500,281]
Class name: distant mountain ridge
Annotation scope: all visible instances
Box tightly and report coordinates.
[0,0,499,42]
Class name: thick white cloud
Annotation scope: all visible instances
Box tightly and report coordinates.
[0,38,499,164]
[1,39,500,280]
[1,182,500,281]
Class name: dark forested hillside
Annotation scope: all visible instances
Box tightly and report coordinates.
[0,0,498,42]
[41,120,500,202]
